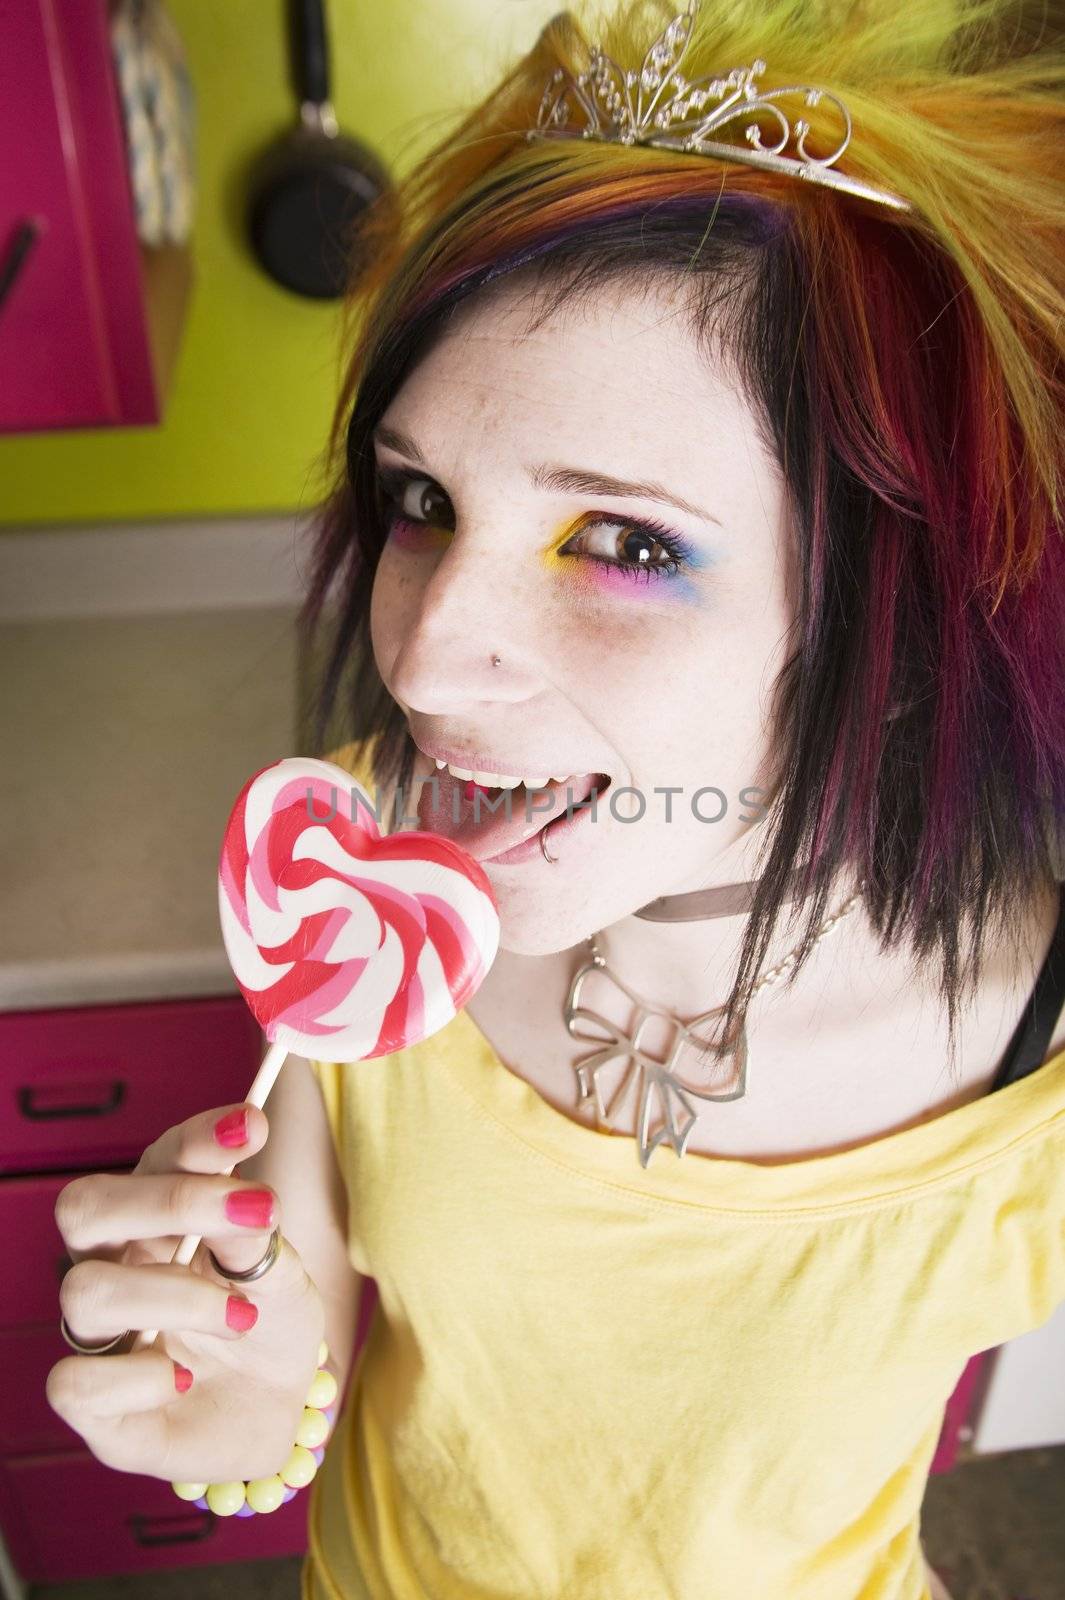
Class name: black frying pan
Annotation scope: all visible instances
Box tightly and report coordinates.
[247,0,391,299]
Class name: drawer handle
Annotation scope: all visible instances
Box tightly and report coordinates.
[127,1508,215,1546]
[0,216,44,317]
[17,1080,126,1120]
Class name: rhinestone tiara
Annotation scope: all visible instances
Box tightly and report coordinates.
[526,0,913,213]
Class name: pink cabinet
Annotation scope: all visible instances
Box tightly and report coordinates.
[0,991,322,1583]
[0,0,192,432]
[929,1350,992,1474]
[0,996,263,1174]
[0,1449,311,1583]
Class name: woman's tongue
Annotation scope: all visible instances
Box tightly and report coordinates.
[415,767,599,860]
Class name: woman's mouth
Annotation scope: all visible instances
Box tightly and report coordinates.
[414,766,613,864]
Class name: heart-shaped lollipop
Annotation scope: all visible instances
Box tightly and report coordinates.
[218,755,499,1061]
[134,755,500,1349]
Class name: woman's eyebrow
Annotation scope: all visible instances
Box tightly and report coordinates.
[372,425,720,526]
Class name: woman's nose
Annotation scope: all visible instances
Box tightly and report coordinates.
[385,539,540,713]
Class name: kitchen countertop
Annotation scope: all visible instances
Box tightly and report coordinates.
[0,603,301,1011]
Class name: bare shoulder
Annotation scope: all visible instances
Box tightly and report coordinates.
[745,875,1065,1160]
[915,876,1065,1083]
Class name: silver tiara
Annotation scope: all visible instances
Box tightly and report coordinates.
[527,0,912,213]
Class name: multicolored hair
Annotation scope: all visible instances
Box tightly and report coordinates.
[301,0,1065,1067]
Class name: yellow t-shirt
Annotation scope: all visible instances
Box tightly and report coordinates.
[300,741,1065,1600]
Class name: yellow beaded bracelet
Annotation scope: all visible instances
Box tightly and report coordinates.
[170,1340,338,1517]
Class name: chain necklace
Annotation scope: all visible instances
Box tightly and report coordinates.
[562,882,867,1168]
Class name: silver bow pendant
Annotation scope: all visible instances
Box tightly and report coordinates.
[563,947,748,1167]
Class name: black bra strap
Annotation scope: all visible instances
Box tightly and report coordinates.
[989,879,1065,1092]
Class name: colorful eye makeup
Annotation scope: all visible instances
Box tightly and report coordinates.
[373,463,712,601]
[544,512,709,603]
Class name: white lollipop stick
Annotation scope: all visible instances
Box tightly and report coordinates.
[130,1036,288,1352]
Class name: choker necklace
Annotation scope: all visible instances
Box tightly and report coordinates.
[563,880,866,1168]
[633,865,812,922]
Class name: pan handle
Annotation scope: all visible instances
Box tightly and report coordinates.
[291,0,330,110]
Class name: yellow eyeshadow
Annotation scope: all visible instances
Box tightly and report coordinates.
[539,519,582,573]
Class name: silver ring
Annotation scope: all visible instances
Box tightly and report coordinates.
[540,828,558,864]
[59,1312,133,1356]
[57,1228,282,1353]
[206,1224,282,1283]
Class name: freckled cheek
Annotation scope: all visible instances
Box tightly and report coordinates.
[368,578,392,677]
[373,528,440,619]
[369,548,424,674]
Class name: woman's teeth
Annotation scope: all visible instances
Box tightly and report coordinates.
[432,759,566,789]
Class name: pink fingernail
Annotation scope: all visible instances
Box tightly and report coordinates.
[214,1109,249,1148]
[226,1295,259,1332]
[224,1188,274,1228]
[174,1362,194,1393]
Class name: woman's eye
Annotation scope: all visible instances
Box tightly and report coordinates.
[561,516,689,581]
[379,471,454,530]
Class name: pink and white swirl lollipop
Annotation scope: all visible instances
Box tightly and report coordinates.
[219,755,499,1063]
[135,755,499,1347]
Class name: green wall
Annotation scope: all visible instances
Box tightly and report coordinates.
[0,0,559,526]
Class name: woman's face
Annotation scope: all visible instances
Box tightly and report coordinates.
[370,272,797,955]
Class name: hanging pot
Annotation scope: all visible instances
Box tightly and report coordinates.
[247,0,390,299]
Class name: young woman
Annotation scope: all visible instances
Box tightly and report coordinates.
[47,2,1064,1597]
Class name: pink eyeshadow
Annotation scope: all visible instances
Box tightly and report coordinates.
[386,519,452,554]
[578,562,702,604]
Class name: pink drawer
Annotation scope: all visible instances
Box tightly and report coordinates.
[0,1170,101,1329]
[0,1323,83,1454]
[0,995,262,1173]
[0,1446,309,1582]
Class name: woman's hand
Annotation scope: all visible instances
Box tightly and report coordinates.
[46,1103,326,1486]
